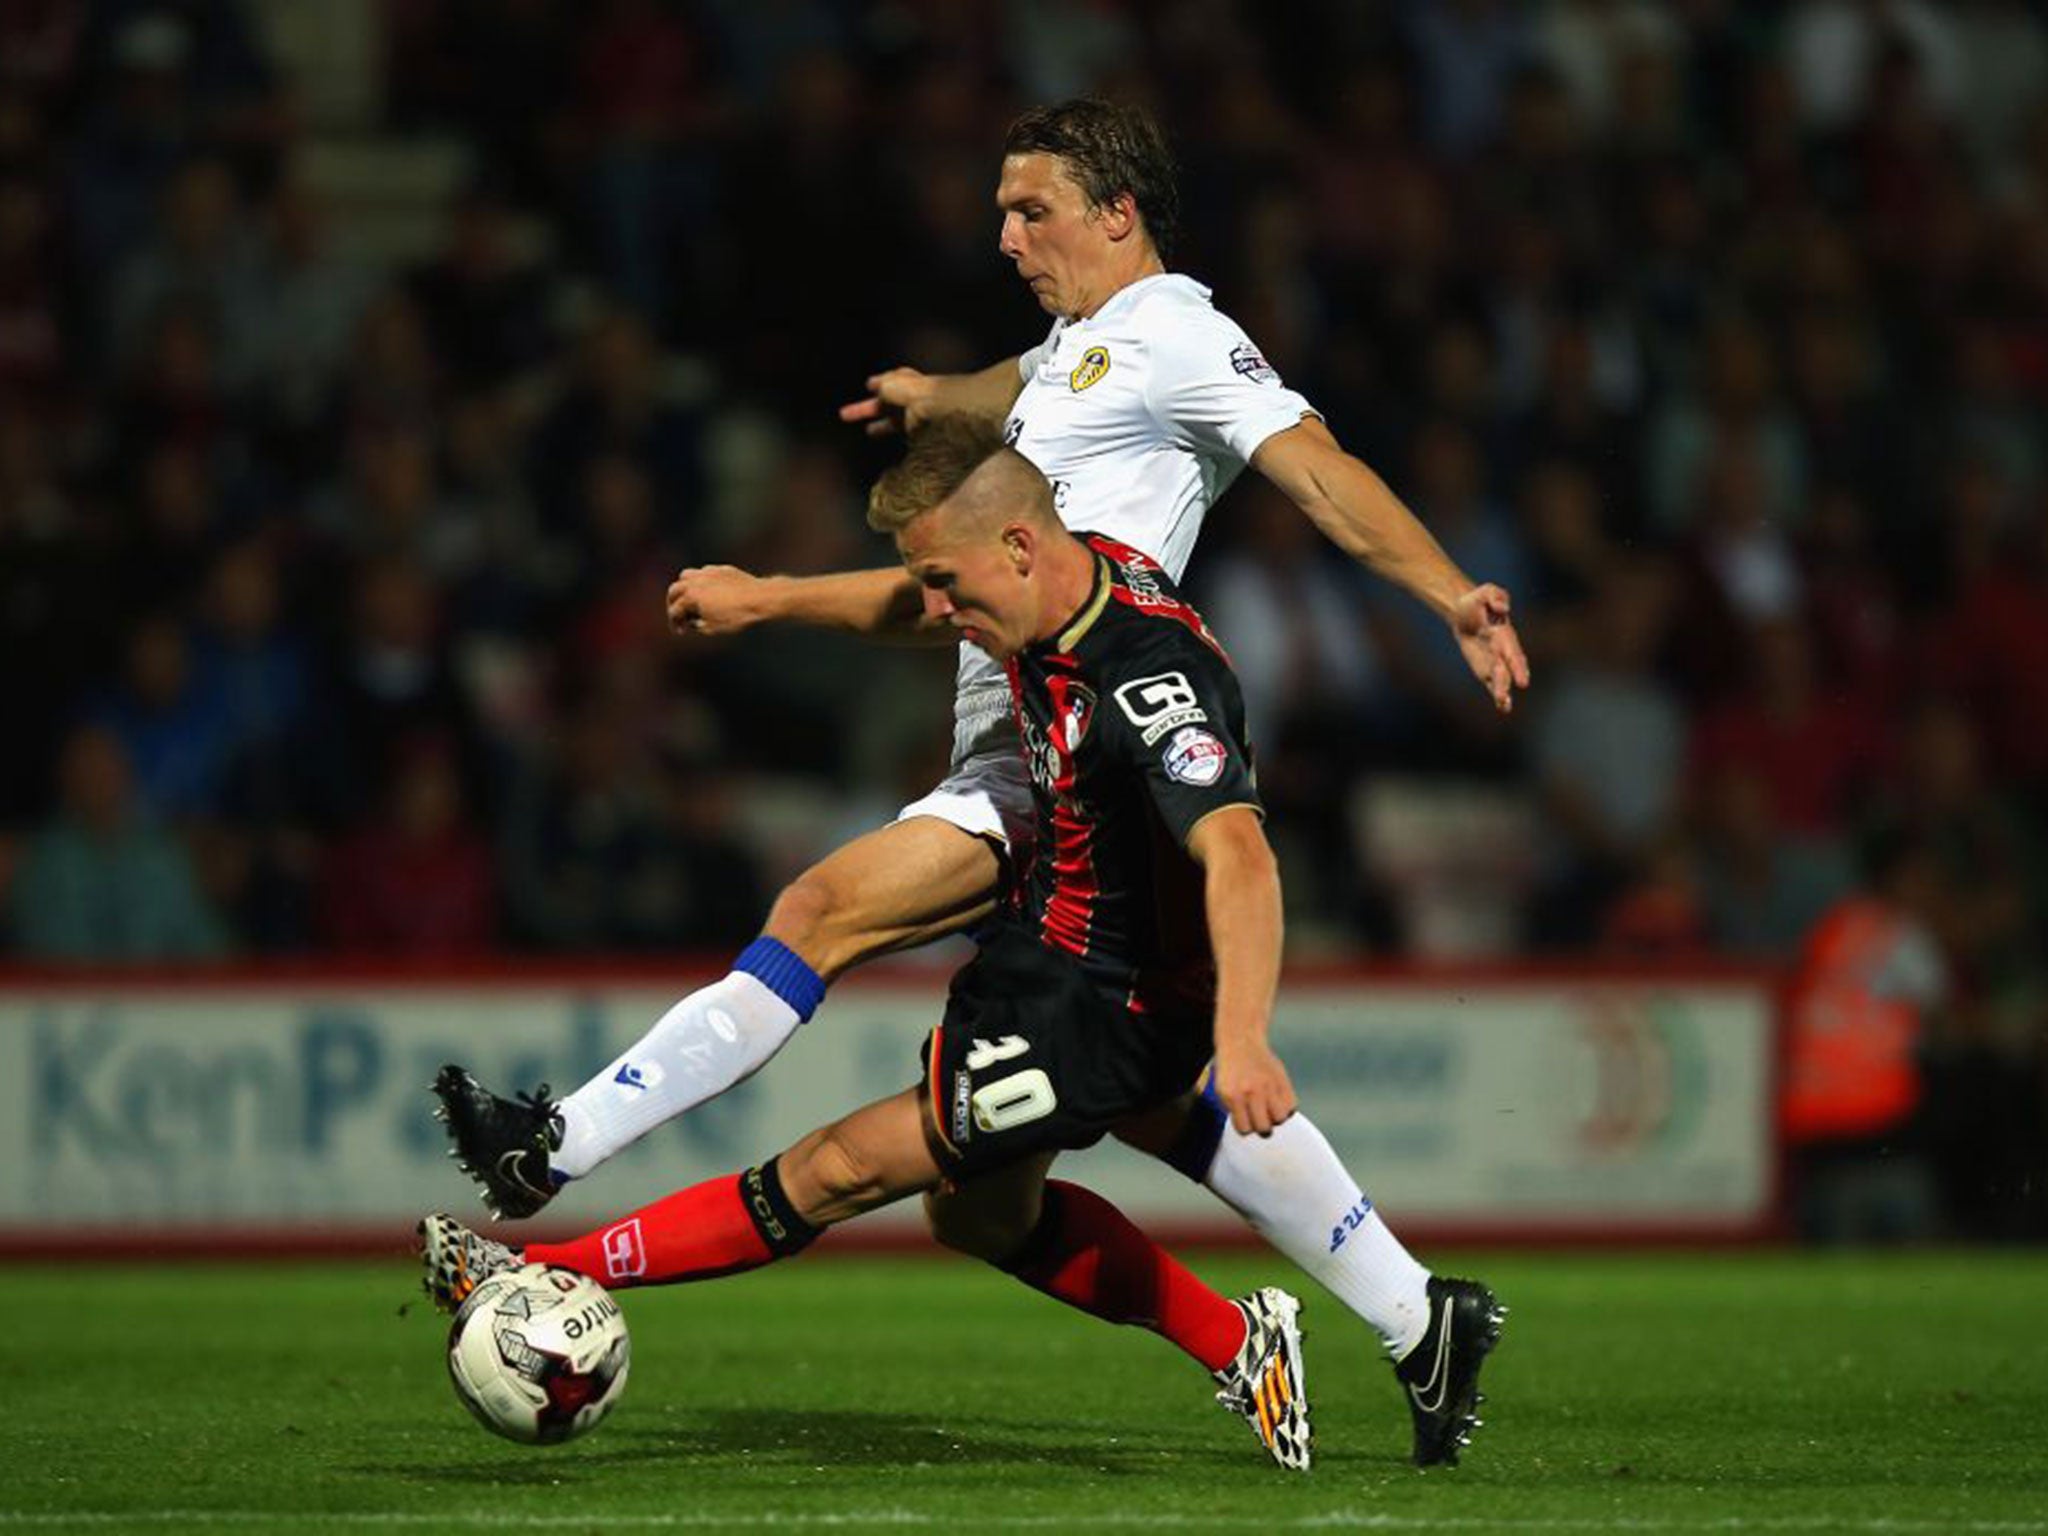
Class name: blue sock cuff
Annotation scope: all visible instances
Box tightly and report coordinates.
[1159,1080,1229,1184]
[735,937,826,1023]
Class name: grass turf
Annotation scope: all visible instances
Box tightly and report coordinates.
[0,1249,2043,1534]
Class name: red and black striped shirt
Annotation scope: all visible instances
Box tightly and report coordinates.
[1003,534,1261,1017]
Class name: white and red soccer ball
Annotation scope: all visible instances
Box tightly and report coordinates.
[445,1263,631,1445]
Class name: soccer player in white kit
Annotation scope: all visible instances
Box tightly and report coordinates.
[436,99,1523,1467]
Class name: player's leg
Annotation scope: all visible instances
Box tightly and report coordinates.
[544,813,1001,1175]
[765,816,1005,981]
[925,1156,1247,1370]
[924,1158,1311,1472]
[1120,1084,1432,1356]
[421,1086,945,1307]
[430,812,1004,1217]
[1118,1082,1504,1467]
[920,933,1312,1470]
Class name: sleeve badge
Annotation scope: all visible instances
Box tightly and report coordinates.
[1162,725,1229,786]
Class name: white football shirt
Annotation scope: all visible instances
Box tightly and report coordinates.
[948,273,1317,754]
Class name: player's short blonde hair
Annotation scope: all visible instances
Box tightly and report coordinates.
[867,416,1047,534]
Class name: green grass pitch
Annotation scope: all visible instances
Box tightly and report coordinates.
[1,1248,2043,1534]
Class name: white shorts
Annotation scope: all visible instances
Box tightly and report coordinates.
[895,739,1034,855]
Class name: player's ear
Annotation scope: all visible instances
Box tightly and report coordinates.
[1004,524,1033,573]
[1099,192,1138,243]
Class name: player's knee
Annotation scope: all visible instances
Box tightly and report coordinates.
[921,1189,977,1255]
[1111,1094,1195,1157]
[922,1187,1035,1262]
[765,869,841,956]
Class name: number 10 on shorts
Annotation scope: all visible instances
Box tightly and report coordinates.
[966,1035,1057,1132]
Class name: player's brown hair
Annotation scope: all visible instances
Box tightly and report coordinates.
[1004,98,1180,264]
[867,415,1031,533]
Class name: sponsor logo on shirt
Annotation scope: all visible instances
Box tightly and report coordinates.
[1229,342,1279,383]
[1114,671,1209,745]
[1162,725,1229,786]
[1116,552,1172,607]
[951,1071,974,1145]
[1069,345,1111,392]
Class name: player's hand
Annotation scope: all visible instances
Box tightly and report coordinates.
[1211,1039,1298,1138]
[837,368,940,438]
[667,565,771,636]
[1451,583,1531,714]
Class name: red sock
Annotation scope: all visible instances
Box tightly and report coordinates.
[1001,1180,1247,1372]
[526,1164,815,1289]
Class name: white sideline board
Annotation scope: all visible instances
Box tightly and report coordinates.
[0,972,1774,1239]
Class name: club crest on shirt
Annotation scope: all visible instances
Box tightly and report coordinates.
[1162,725,1229,786]
[1069,345,1111,392]
[1061,685,1096,753]
[1229,342,1279,383]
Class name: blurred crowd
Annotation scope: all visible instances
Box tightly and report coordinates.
[2,2,2047,1229]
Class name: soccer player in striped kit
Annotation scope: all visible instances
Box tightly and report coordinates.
[428,426,1316,1468]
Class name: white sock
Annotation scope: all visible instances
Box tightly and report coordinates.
[1203,1111,1433,1358]
[553,970,803,1179]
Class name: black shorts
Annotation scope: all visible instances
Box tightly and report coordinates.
[918,926,1213,1177]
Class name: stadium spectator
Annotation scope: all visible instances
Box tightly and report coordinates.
[195,538,312,762]
[90,609,234,820]
[1923,468,2048,791]
[1878,699,2043,1017]
[1780,828,1950,1244]
[1691,758,1855,959]
[1797,484,1903,710]
[1364,415,1527,770]
[406,177,555,392]
[11,723,229,960]
[528,307,705,543]
[106,155,265,390]
[501,695,763,953]
[1399,0,1533,158]
[326,554,482,825]
[570,0,723,332]
[1196,479,1398,929]
[1690,617,1889,838]
[251,178,377,455]
[320,735,495,956]
[1528,556,1687,947]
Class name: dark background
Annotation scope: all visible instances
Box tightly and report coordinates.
[1,2,2043,1232]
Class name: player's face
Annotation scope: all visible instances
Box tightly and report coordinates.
[897,510,1032,659]
[997,152,1114,320]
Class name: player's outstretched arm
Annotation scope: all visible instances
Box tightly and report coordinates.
[837,358,1025,438]
[1251,417,1532,713]
[1186,805,1295,1138]
[667,564,949,643]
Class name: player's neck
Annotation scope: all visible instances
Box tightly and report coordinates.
[1069,253,1168,321]
[1029,540,1103,649]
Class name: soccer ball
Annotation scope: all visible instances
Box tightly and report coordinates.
[446,1263,631,1444]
